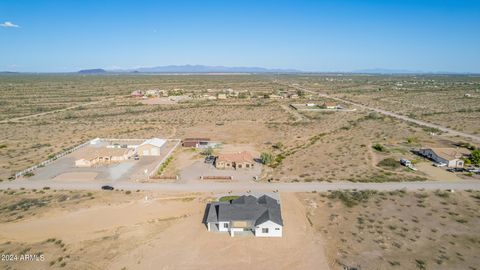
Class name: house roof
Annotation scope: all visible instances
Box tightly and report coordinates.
[183,138,211,142]
[428,148,469,161]
[140,138,166,148]
[205,195,283,226]
[76,147,131,161]
[217,151,254,163]
[324,102,337,107]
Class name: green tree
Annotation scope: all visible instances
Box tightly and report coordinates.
[201,147,213,156]
[471,149,480,165]
[260,152,274,165]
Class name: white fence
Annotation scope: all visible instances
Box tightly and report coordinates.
[15,137,182,179]
[149,139,181,178]
[15,140,90,179]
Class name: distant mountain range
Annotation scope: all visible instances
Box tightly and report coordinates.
[78,68,107,74]
[87,65,301,74]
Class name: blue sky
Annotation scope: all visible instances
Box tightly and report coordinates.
[1,0,479,72]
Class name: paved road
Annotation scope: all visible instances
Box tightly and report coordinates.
[283,83,480,143]
[1,179,480,192]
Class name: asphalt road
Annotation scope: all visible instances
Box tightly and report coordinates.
[1,179,480,192]
[284,83,480,143]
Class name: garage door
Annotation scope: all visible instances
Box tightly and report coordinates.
[151,147,160,155]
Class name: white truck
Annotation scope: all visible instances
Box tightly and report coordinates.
[400,158,417,171]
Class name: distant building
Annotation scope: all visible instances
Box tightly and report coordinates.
[204,194,283,237]
[417,148,468,168]
[215,151,255,169]
[182,138,219,149]
[323,102,338,109]
[217,93,227,99]
[130,90,144,98]
[269,94,283,99]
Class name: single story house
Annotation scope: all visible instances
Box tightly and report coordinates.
[323,102,338,109]
[217,93,227,99]
[182,138,212,148]
[136,138,166,156]
[130,90,144,98]
[204,195,283,237]
[417,148,468,168]
[215,151,255,169]
[75,147,133,167]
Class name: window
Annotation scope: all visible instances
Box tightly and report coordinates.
[223,223,229,228]
[275,228,280,230]
[262,228,269,233]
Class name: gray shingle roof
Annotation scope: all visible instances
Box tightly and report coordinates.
[204,195,283,226]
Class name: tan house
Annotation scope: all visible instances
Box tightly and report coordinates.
[135,138,166,156]
[417,148,469,168]
[215,151,255,169]
[323,102,338,109]
[217,93,227,99]
[75,147,133,167]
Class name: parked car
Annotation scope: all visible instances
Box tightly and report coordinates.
[204,155,216,164]
[466,167,480,173]
[133,154,139,160]
[400,158,412,167]
[447,168,465,172]
[101,185,114,190]
[433,163,447,167]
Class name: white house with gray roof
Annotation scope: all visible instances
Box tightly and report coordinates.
[203,195,283,237]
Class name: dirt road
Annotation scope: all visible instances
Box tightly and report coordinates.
[0,97,118,123]
[282,83,480,143]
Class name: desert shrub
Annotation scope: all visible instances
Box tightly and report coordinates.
[201,147,213,156]
[328,190,377,207]
[24,172,35,177]
[372,143,386,152]
[378,158,400,169]
[260,152,274,165]
[218,196,240,202]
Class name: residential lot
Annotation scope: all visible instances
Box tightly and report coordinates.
[22,139,178,183]
[0,191,328,270]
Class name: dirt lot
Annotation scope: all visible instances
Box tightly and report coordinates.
[299,190,480,270]
[0,190,328,270]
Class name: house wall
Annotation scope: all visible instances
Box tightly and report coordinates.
[448,159,464,168]
[136,145,161,156]
[218,221,230,232]
[254,221,282,237]
[75,159,92,167]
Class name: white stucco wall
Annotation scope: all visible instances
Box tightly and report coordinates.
[254,220,282,237]
[218,221,230,232]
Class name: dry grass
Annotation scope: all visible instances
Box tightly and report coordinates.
[300,190,480,269]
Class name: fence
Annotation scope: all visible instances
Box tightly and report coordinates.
[148,139,181,178]
[15,140,90,179]
[15,137,181,180]
[200,176,233,180]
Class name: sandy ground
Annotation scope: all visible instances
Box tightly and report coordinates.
[0,192,329,270]
[416,162,463,181]
[140,97,177,105]
[53,172,98,182]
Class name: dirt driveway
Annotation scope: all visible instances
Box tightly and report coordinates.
[179,160,262,182]
[415,162,463,181]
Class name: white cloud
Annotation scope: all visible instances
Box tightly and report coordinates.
[1,21,20,28]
